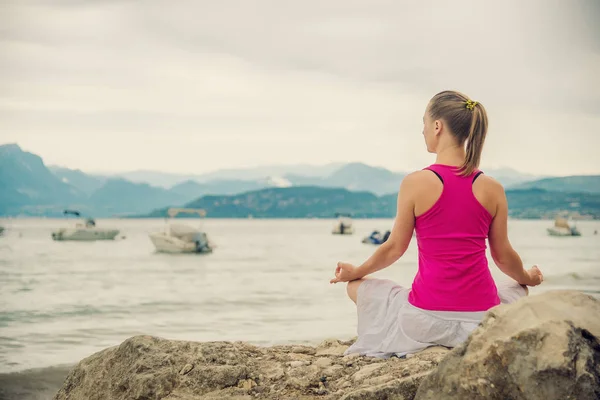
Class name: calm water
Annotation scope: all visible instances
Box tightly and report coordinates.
[0,218,599,396]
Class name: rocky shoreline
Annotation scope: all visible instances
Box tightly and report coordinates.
[53,290,600,400]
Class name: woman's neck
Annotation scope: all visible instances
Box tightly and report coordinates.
[435,144,466,167]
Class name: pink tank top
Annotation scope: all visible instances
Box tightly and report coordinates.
[408,164,500,312]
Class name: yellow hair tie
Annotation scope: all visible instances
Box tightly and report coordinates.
[465,100,478,111]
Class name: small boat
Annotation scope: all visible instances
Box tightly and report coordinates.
[547,217,581,237]
[149,208,214,254]
[332,213,354,235]
[51,210,120,241]
[362,230,391,245]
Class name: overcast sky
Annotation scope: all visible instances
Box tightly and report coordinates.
[1,0,599,175]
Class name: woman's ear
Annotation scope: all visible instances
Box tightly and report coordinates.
[434,120,443,136]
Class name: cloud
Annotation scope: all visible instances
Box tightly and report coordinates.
[0,0,598,175]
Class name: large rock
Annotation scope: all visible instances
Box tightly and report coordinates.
[54,336,449,400]
[415,290,600,400]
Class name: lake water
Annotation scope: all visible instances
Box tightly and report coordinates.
[1,218,599,398]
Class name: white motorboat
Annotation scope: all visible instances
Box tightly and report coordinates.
[149,208,214,254]
[547,217,581,237]
[51,210,120,241]
[332,213,354,235]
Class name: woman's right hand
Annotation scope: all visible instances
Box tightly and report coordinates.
[330,262,359,284]
[525,265,543,286]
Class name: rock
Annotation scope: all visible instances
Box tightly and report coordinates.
[53,336,448,400]
[415,290,600,400]
[287,360,310,368]
[352,363,385,382]
[342,353,360,367]
[315,339,349,357]
[315,382,328,395]
[342,372,430,400]
[237,379,257,390]
[179,364,194,376]
[313,357,333,368]
[288,352,313,362]
[323,365,344,378]
[57,290,600,400]
[291,345,317,355]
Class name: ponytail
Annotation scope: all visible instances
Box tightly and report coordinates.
[428,91,489,176]
[460,103,488,176]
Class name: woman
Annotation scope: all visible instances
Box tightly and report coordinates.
[330,90,544,358]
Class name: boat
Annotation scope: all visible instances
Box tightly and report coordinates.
[362,230,391,245]
[51,210,120,241]
[547,217,581,237]
[332,213,354,235]
[149,208,214,254]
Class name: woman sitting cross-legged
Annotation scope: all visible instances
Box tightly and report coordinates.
[330,90,544,358]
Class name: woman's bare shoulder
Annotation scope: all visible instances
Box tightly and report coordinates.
[475,174,506,198]
[400,170,442,195]
[402,170,440,184]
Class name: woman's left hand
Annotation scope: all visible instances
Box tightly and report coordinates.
[330,262,358,284]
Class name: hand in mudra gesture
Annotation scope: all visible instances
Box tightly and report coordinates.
[330,262,358,284]
[526,265,544,286]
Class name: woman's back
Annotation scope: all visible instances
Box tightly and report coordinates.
[408,164,500,312]
[331,90,543,358]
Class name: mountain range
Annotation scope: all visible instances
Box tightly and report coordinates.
[1,143,599,218]
[110,163,344,188]
[142,186,600,220]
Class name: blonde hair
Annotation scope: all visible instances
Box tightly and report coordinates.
[428,90,488,176]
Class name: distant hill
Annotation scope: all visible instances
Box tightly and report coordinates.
[505,188,600,219]
[140,186,600,220]
[113,163,344,188]
[169,179,266,200]
[325,162,405,195]
[285,162,405,195]
[2,142,598,219]
[50,166,106,196]
[110,170,208,188]
[0,145,189,217]
[88,179,186,216]
[52,156,552,200]
[509,176,600,194]
[145,186,390,218]
[0,144,84,215]
[482,167,546,187]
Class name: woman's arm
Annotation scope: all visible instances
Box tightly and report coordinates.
[488,182,542,286]
[351,173,418,279]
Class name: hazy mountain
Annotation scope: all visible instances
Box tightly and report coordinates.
[285,162,405,195]
[58,157,548,198]
[88,179,185,216]
[194,163,345,182]
[111,170,207,188]
[324,162,405,194]
[169,179,266,200]
[0,144,84,215]
[4,142,597,219]
[484,167,546,187]
[286,164,543,196]
[50,166,106,196]
[508,176,600,194]
[113,163,345,188]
